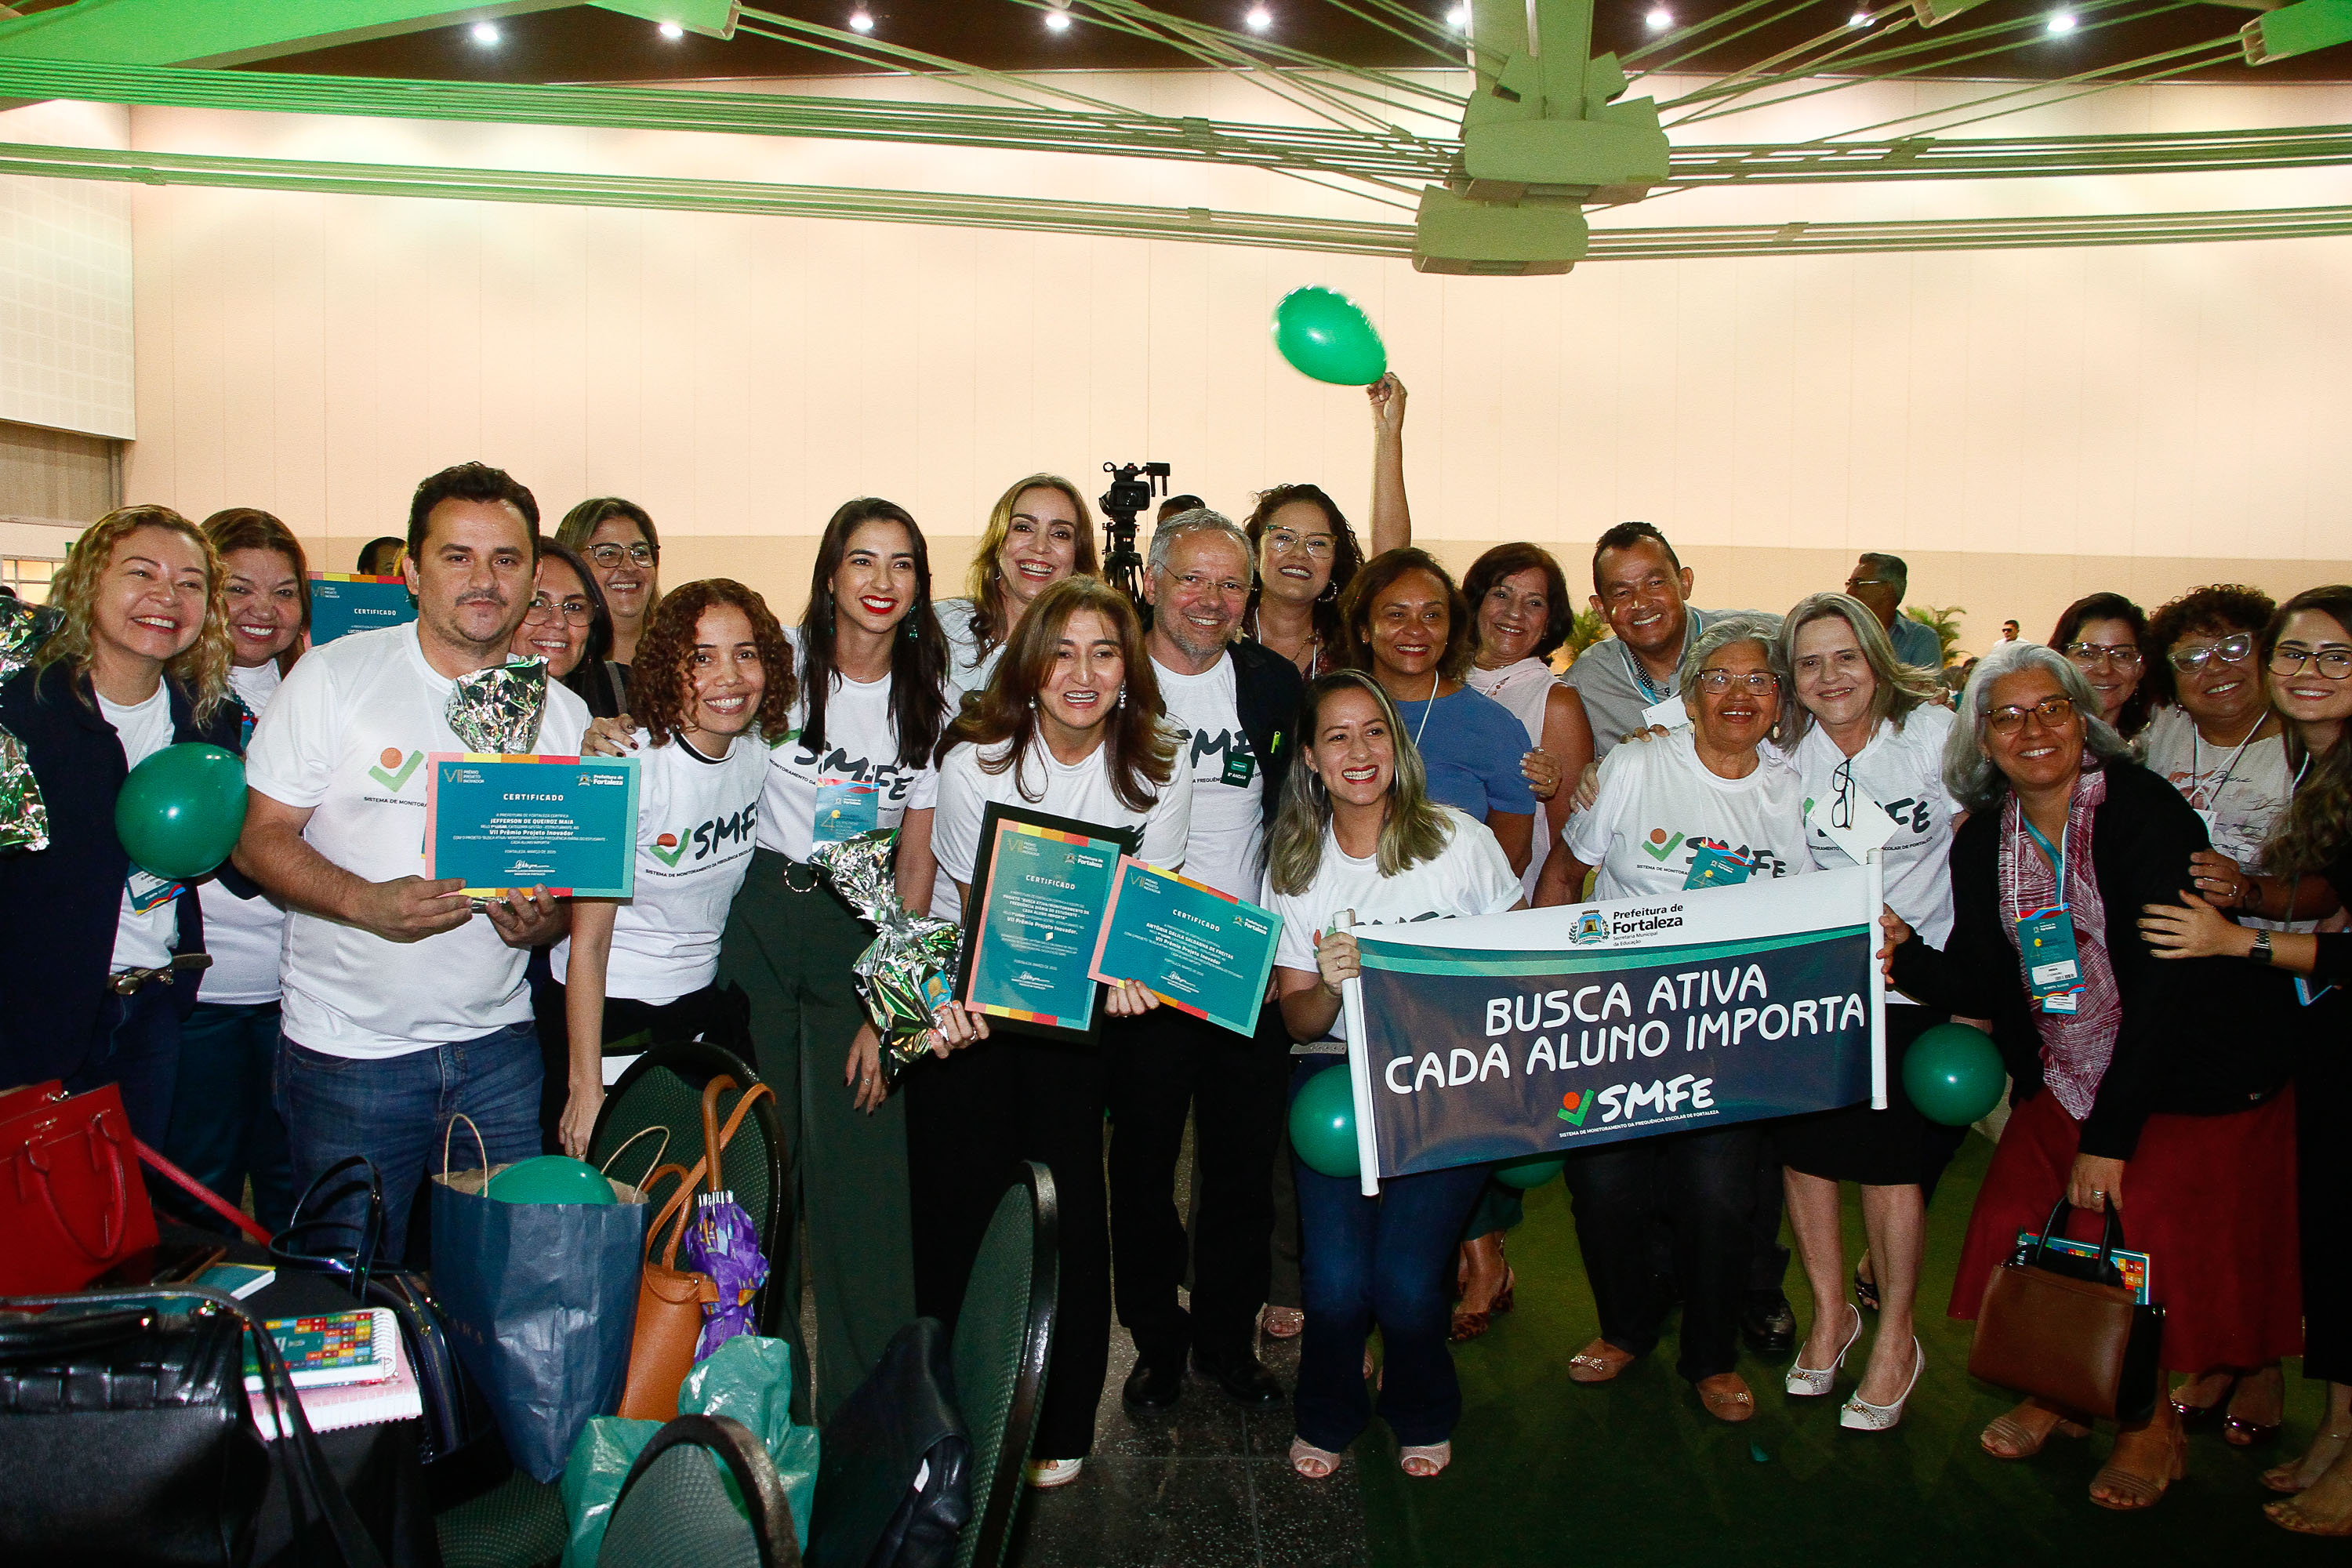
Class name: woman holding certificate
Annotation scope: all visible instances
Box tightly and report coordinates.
[914,575,1191,1488]
[1263,670,1523,1482]
[1883,640,2296,1512]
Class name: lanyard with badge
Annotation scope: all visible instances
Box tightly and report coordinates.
[812,778,878,846]
[2014,814,2085,1014]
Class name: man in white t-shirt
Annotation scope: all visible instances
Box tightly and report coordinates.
[238,463,587,1260]
[1111,511,1305,1413]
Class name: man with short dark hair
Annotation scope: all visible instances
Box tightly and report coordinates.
[1844,553,1942,669]
[1564,522,1753,760]
[1110,508,1304,1412]
[237,461,585,1260]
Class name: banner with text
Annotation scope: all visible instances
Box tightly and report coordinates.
[1338,865,1883,1189]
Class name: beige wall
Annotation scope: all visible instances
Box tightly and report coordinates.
[43,67,2352,649]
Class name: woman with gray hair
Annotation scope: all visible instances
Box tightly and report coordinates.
[1534,612,1813,1424]
[1882,640,2298,1511]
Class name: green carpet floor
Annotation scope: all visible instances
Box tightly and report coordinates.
[1353,1134,2336,1567]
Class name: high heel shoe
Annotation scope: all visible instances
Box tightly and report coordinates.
[1785,1303,1862,1397]
[1839,1340,1923,1432]
[2169,1374,2234,1430]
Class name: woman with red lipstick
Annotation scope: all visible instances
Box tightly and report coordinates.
[2,506,241,1147]
[937,474,1100,704]
[913,575,1190,1489]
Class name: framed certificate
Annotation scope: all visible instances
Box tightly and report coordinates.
[426,753,640,898]
[307,574,416,644]
[955,804,1136,1043]
[1089,858,1283,1038]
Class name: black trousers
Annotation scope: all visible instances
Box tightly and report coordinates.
[906,1030,1109,1462]
[2302,1009,2351,1383]
[1563,1123,1763,1383]
[1105,1000,1292,1368]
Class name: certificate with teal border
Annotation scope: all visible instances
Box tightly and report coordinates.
[307,573,416,644]
[956,804,1134,1043]
[1088,858,1283,1036]
[425,754,638,898]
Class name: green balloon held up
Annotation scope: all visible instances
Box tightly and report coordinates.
[1272,286,1388,387]
[485,1155,616,1205]
[1903,1022,2005,1127]
[1289,1064,1361,1179]
[114,742,248,882]
[1493,1152,1566,1191]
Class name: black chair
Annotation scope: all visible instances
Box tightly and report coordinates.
[600,1414,802,1568]
[949,1163,1058,1568]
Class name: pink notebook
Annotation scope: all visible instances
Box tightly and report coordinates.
[247,1319,424,1439]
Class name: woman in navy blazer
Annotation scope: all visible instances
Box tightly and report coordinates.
[0,506,241,1145]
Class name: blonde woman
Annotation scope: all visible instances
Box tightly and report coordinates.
[933,474,1099,702]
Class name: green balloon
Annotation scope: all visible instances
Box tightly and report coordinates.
[114,742,248,881]
[486,1155,616,1205]
[1493,1152,1566,1191]
[1903,1022,2005,1127]
[1289,1064,1361,1179]
[1271,286,1388,387]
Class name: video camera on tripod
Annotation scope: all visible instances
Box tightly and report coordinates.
[1098,461,1171,605]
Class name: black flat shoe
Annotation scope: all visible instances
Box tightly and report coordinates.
[1740,1290,1797,1355]
[1123,1356,1184,1411]
[1193,1350,1286,1410]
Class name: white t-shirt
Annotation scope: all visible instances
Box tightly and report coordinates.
[100,683,178,971]
[1263,807,1522,1044]
[930,726,1193,924]
[198,661,293,1004]
[1152,652,1264,901]
[935,598,1004,708]
[2140,705,2303,931]
[1465,656,1559,901]
[243,623,590,1058]
[1791,706,1961,953]
[555,729,766,1005]
[1566,727,1812,900]
[754,630,943,862]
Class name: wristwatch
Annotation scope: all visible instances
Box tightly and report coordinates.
[2249,929,2274,964]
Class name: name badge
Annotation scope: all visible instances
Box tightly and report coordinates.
[1683,844,1753,890]
[1640,695,1690,731]
[126,867,186,913]
[2297,978,2337,1007]
[813,780,879,846]
[1220,749,1256,788]
[2016,906,2084,1012]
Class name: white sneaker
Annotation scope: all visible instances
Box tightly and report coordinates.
[1025,1457,1084,1488]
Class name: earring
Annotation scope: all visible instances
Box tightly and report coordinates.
[821,593,836,632]
[1029,694,1038,711]
[1319,580,1338,603]
[1116,690,1127,710]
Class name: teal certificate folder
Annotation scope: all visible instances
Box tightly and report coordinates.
[956,804,1133,1042]
[307,574,416,644]
[1089,857,1283,1036]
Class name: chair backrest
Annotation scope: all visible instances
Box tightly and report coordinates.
[600,1413,800,1568]
[947,1163,1058,1568]
[589,1041,791,1336]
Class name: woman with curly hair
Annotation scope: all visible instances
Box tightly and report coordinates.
[552,579,793,1156]
[909,575,1190,1488]
[934,474,1098,702]
[2,505,241,1145]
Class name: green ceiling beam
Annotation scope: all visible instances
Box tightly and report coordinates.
[0,0,735,68]
[2241,0,2352,62]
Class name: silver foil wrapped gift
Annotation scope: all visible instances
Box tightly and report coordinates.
[810,828,964,1087]
[1,598,63,852]
[445,657,549,755]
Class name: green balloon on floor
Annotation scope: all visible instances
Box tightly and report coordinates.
[1271,286,1388,386]
[486,1155,615,1205]
[1290,1064,1360,1178]
[1493,1152,1566,1190]
[1903,1022,2005,1126]
[114,742,247,881]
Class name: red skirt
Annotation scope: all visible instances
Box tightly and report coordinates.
[1947,1085,2303,1373]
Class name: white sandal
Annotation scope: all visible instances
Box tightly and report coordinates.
[1290,1437,1342,1480]
[1399,1441,1451,1478]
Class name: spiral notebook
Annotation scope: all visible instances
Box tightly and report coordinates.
[246,1316,423,1439]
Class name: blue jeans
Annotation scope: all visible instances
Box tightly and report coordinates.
[1290,1062,1491,1451]
[68,985,181,1149]
[163,1000,295,1234]
[276,1022,543,1265]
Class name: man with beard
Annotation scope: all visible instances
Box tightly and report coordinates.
[237,463,586,1261]
[1111,510,1304,1410]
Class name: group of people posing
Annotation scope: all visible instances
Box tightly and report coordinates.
[2,373,2346,1538]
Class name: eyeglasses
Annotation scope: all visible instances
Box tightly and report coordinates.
[1168,570,1250,598]
[1695,670,1778,694]
[1984,695,2075,733]
[586,543,657,568]
[2165,633,2253,673]
[2063,641,2141,670]
[2269,644,2352,681]
[524,595,595,626]
[1264,529,1334,560]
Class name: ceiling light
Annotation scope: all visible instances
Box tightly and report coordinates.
[1645,5,1673,28]
[1245,5,1272,29]
[2045,9,2076,30]
[1849,8,1873,23]
[848,9,874,30]
[658,20,684,38]
[470,20,500,45]
[1446,3,1471,26]
[1044,9,1071,31]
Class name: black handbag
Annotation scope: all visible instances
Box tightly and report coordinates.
[271,1156,489,1463]
[807,1317,971,1568]
[0,1284,387,1568]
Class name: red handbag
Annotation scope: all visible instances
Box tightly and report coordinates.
[0,1080,161,1294]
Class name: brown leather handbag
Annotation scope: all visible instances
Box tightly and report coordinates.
[1967,1196,2165,1422]
[617,1075,774,1421]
